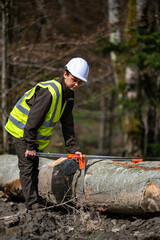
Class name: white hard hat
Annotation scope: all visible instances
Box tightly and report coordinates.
[65,57,89,82]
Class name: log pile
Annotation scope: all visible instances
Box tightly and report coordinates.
[0,154,160,215]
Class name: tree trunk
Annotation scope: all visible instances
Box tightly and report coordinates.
[1,154,160,215]
[108,0,120,81]
[122,0,148,156]
[98,89,107,153]
[106,92,115,155]
[136,0,148,20]
[1,1,8,152]
[58,0,67,31]
[107,0,121,154]
[137,0,160,157]
[35,0,52,40]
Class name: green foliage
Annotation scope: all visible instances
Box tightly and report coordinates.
[96,232,103,239]
[127,31,160,73]
[147,143,160,157]
[97,30,160,106]
[119,97,139,111]
[122,117,144,137]
[96,37,127,56]
[97,28,160,156]
[97,30,160,75]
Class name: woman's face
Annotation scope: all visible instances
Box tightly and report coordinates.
[64,72,83,91]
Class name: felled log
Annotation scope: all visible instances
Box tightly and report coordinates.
[0,154,160,215]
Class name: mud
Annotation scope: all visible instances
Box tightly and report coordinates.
[0,191,160,240]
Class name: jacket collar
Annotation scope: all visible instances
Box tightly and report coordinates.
[56,77,74,101]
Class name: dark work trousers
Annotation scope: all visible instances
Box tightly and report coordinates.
[13,136,41,209]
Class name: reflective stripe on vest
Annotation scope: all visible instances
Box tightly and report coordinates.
[15,89,32,116]
[9,115,25,129]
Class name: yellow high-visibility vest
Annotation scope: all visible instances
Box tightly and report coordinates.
[5,79,67,150]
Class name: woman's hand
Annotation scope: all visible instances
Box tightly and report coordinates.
[74,151,83,162]
[25,150,37,159]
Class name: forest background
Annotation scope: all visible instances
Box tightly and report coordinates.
[1,0,160,158]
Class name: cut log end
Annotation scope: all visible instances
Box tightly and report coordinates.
[3,179,24,201]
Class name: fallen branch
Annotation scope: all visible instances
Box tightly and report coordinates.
[0,209,27,221]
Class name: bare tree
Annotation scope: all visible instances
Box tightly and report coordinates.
[35,0,52,40]
[1,0,8,152]
[108,0,120,76]
[58,0,67,31]
[106,0,120,154]
[121,0,148,156]
[98,88,107,153]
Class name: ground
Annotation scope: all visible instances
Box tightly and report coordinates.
[0,192,160,240]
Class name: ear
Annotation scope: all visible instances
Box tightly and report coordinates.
[63,71,67,78]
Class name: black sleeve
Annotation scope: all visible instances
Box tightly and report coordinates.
[60,100,80,153]
[24,87,52,150]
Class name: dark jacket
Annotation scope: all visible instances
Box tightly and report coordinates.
[24,77,80,153]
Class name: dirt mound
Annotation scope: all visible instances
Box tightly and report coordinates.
[0,192,160,240]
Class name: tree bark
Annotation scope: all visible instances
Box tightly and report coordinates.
[98,89,107,153]
[123,0,146,156]
[108,0,120,80]
[35,0,52,40]
[1,1,8,152]
[58,0,67,31]
[105,0,121,155]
